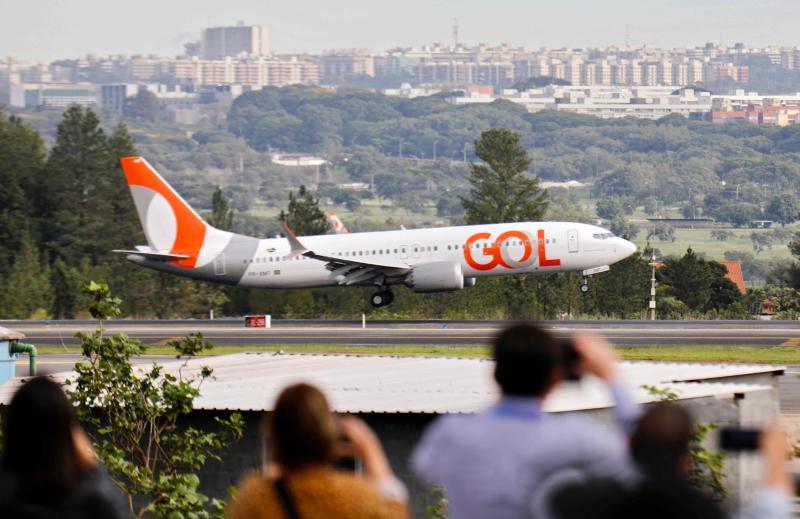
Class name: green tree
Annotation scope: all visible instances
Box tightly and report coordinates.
[0,232,52,318]
[279,185,329,235]
[590,250,651,317]
[609,216,639,240]
[123,89,160,122]
[713,203,761,228]
[68,282,244,518]
[40,106,114,265]
[595,197,627,221]
[210,186,235,231]
[50,258,81,319]
[461,128,548,224]
[658,248,716,312]
[708,262,744,312]
[0,111,45,279]
[765,194,797,227]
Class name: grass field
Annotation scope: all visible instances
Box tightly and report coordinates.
[38,344,800,364]
[632,226,795,261]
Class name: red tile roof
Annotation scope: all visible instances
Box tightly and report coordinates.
[719,261,746,294]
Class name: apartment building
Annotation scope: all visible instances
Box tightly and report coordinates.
[201,25,270,60]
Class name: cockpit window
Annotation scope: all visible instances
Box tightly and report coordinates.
[592,232,615,240]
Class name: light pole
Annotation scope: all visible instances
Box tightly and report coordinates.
[648,252,658,320]
[433,141,438,161]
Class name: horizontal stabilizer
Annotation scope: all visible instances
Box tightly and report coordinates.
[113,249,190,261]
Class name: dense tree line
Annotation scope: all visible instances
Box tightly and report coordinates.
[1,101,793,319]
[0,107,233,319]
[225,85,800,229]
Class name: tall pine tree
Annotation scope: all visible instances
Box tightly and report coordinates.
[0,111,46,279]
[279,185,329,235]
[460,128,548,224]
[40,106,113,265]
[210,186,235,231]
[0,232,52,319]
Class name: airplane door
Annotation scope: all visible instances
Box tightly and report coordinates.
[567,230,579,253]
[399,245,409,259]
[214,254,226,275]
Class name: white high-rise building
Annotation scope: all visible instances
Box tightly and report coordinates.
[202,24,270,60]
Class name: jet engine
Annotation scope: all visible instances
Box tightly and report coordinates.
[405,262,465,293]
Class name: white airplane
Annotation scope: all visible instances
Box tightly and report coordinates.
[115,157,636,307]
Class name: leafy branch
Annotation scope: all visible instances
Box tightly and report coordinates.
[67,282,244,518]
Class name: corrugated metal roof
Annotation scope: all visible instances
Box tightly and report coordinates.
[0,353,782,414]
[0,326,25,341]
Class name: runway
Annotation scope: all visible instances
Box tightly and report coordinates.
[4,319,800,347]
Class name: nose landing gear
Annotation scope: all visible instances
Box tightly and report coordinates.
[579,265,610,294]
[370,290,394,307]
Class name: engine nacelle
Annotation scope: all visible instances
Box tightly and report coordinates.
[405,262,464,293]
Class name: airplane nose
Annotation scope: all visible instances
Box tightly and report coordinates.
[618,238,637,258]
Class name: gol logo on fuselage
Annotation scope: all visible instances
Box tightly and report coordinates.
[464,229,561,271]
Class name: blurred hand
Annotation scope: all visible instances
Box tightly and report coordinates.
[571,333,619,381]
[72,427,98,470]
[760,425,793,494]
[339,415,393,480]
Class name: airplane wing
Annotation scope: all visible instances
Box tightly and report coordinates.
[280,222,410,285]
[112,249,190,261]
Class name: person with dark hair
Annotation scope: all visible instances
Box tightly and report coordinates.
[226,383,408,519]
[412,323,640,519]
[0,376,128,519]
[551,403,793,519]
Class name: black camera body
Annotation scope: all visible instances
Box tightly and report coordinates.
[719,427,761,451]
[559,339,582,381]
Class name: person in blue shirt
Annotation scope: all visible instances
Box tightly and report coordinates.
[412,323,640,519]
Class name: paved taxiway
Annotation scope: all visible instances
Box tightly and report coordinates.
[4,319,800,347]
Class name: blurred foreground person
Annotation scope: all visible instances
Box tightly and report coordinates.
[227,383,408,519]
[0,376,128,519]
[551,403,793,519]
[413,323,640,519]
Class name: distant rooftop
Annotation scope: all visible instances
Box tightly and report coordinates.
[719,260,746,294]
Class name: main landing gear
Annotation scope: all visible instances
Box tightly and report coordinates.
[370,290,394,308]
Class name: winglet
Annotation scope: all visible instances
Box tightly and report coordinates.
[280,221,309,256]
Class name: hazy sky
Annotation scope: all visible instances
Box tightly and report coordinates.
[3,0,800,61]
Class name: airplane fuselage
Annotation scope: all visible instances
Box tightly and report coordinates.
[128,221,635,289]
[118,156,637,306]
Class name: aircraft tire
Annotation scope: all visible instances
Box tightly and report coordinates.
[370,290,394,307]
[371,292,387,307]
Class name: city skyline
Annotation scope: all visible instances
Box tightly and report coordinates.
[4,0,800,61]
